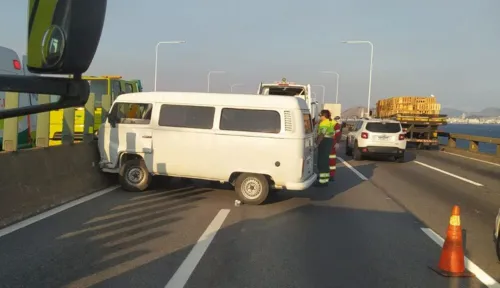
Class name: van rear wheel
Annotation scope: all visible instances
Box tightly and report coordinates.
[120,159,151,192]
[235,173,269,205]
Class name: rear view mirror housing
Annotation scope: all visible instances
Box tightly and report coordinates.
[27,0,107,74]
[0,0,107,119]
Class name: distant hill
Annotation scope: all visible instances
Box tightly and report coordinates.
[441,108,465,117]
[476,107,500,117]
[441,107,500,117]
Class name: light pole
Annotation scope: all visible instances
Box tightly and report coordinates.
[154,40,186,91]
[230,83,244,92]
[207,71,226,92]
[320,71,340,104]
[341,40,373,113]
[312,85,325,104]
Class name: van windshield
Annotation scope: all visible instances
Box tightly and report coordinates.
[261,86,306,96]
[366,122,401,133]
[303,113,313,134]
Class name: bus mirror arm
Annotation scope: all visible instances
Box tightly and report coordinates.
[0,75,89,119]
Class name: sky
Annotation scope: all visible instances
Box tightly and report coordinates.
[0,0,499,112]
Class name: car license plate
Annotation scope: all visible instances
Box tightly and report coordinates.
[378,135,389,140]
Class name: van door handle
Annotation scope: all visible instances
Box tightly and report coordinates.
[142,135,152,139]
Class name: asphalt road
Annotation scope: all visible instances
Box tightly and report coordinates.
[0,146,497,287]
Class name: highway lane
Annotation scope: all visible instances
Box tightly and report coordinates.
[339,145,500,283]
[0,160,489,287]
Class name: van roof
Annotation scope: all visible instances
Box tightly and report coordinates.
[116,91,311,110]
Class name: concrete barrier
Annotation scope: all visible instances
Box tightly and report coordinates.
[0,142,116,228]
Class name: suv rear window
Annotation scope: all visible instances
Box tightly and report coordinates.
[365,122,401,133]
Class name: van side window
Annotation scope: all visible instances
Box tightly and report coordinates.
[220,108,281,134]
[158,104,215,129]
[109,102,152,125]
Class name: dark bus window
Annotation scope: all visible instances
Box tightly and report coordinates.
[303,113,313,134]
[111,80,122,101]
[125,83,133,93]
[89,80,107,108]
[220,108,281,133]
[158,104,215,129]
[366,122,401,133]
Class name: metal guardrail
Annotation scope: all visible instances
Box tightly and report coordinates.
[437,131,500,159]
[1,92,109,151]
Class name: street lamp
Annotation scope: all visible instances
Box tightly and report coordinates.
[154,40,186,91]
[320,71,340,104]
[312,85,325,104]
[207,71,226,92]
[341,40,373,113]
[230,83,244,92]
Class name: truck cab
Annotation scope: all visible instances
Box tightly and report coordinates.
[257,78,318,124]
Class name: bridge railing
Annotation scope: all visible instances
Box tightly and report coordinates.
[0,92,115,228]
[1,92,110,151]
[437,131,500,163]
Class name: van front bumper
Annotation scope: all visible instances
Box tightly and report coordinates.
[284,173,317,191]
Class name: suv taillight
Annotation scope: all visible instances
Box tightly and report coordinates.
[399,134,405,140]
[361,132,369,139]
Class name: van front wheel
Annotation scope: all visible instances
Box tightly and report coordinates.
[120,159,151,192]
[235,173,269,205]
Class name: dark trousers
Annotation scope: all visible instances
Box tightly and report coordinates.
[317,137,333,184]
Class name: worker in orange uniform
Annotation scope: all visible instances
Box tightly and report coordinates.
[329,116,342,182]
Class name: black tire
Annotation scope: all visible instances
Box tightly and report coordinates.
[345,140,353,156]
[496,231,500,261]
[395,155,405,163]
[234,173,269,205]
[353,143,363,161]
[119,159,152,192]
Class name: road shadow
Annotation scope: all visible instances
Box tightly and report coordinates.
[91,205,484,288]
[266,162,377,204]
[350,150,417,163]
[0,180,216,288]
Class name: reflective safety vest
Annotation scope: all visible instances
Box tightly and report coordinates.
[318,119,336,138]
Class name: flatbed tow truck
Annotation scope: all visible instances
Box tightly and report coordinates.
[385,113,447,149]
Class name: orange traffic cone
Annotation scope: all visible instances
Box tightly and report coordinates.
[430,205,474,277]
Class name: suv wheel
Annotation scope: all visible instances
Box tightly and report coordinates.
[353,143,363,161]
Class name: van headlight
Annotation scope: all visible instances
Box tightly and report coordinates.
[94,130,99,139]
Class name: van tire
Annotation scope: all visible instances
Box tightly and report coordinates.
[120,159,151,192]
[235,173,269,205]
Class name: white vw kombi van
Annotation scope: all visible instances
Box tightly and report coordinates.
[97,91,317,204]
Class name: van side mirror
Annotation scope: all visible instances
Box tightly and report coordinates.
[107,114,117,128]
[0,0,107,119]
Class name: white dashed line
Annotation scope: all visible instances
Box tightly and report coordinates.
[0,185,120,238]
[413,161,483,186]
[338,157,368,181]
[421,227,500,287]
[442,151,500,167]
[165,209,231,288]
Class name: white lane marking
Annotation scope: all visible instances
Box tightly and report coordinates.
[413,161,483,187]
[442,151,500,167]
[338,157,368,181]
[165,209,231,288]
[0,185,119,238]
[421,227,500,287]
